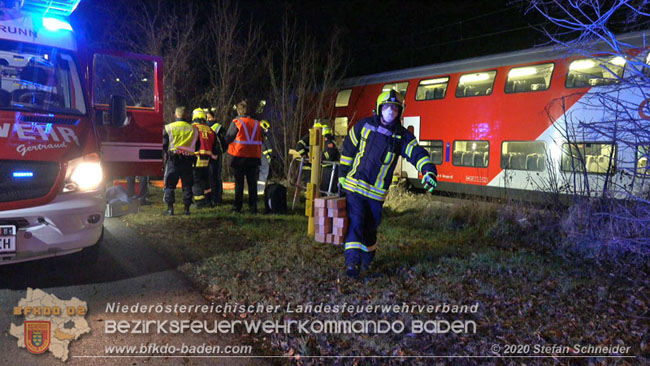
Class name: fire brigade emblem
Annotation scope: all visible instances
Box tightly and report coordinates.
[25,321,51,354]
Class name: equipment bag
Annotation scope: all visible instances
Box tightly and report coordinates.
[264,183,287,214]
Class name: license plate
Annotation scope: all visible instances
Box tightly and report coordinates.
[0,225,16,254]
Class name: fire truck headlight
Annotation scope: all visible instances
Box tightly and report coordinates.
[63,154,103,193]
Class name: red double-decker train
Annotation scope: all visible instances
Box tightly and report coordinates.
[329,31,650,199]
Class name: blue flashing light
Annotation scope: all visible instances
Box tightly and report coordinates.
[13,171,34,178]
[22,0,82,17]
[42,17,73,32]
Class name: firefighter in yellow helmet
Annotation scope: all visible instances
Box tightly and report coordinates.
[294,121,340,190]
[191,108,219,208]
[338,89,437,278]
[162,106,198,215]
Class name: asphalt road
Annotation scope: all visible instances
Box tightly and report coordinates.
[0,218,275,366]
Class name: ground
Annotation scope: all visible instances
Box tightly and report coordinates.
[122,185,650,366]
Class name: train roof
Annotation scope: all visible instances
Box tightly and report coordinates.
[340,30,649,88]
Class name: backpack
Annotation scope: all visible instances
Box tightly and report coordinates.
[264,183,287,214]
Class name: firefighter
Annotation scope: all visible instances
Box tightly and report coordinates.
[295,121,340,191]
[339,89,438,278]
[207,110,226,206]
[162,106,198,216]
[258,119,273,194]
[225,98,263,213]
[191,108,219,208]
[295,121,340,163]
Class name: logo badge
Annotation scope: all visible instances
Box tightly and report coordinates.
[25,321,51,354]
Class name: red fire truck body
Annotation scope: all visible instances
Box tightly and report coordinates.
[0,1,163,265]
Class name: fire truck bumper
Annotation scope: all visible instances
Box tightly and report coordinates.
[0,190,105,265]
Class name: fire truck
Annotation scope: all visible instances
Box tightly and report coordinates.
[0,1,163,265]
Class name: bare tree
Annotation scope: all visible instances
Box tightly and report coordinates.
[202,0,263,123]
[265,14,346,179]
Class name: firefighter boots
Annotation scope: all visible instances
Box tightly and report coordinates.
[165,204,174,216]
[183,204,191,215]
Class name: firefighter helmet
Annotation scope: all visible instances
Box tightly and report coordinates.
[375,89,405,118]
[260,119,271,132]
[192,108,207,122]
[322,125,332,136]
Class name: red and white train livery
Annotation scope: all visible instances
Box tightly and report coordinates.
[331,31,650,199]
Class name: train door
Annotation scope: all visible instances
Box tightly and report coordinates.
[91,51,164,178]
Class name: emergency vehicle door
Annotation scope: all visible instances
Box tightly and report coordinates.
[91,51,163,178]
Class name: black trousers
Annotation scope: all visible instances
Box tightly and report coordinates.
[208,155,223,204]
[163,155,194,206]
[233,165,259,212]
[192,166,210,202]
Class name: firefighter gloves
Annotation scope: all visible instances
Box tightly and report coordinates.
[421,172,438,193]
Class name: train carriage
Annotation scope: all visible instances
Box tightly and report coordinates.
[331,31,650,199]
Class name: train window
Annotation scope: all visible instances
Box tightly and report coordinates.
[566,56,626,88]
[335,89,352,107]
[452,140,489,167]
[636,145,650,176]
[644,52,650,77]
[415,77,449,100]
[501,141,546,171]
[333,117,348,146]
[420,140,444,164]
[455,71,497,97]
[561,142,616,174]
[505,63,554,93]
[382,82,408,96]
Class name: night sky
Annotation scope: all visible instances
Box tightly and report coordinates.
[239,0,549,77]
[74,0,549,78]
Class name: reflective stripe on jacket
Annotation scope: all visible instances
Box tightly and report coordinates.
[339,116,437,202]
[227,117,263,158]
[165,121,197,154]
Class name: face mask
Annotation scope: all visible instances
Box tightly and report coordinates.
[381,104,399,124]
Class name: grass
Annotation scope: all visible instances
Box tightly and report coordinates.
[122,185,650,365]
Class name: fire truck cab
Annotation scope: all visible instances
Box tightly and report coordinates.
[0,0,163,265]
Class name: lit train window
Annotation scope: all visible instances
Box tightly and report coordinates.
[415,77,449,100]
[420,140,444,164]
[381,82,408,96]
[335,89,352,107]
[455,71,497,97]
[561,142,616,174]
[644,52,650,77]
[566,56,626,88]
[333,117,348,146]
[505,63,554,93]
[636,145,650,176]
[452,140,489,167]
[501,141,546,171]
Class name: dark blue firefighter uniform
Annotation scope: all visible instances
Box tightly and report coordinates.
[339,115,437,272]
[164,155,194,206]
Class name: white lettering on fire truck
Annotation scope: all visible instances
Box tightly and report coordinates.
[0,122,79,145]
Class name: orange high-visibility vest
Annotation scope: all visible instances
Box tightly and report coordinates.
[227,117,263,158]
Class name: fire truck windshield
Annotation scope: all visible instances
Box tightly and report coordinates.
[0,40,86,115]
